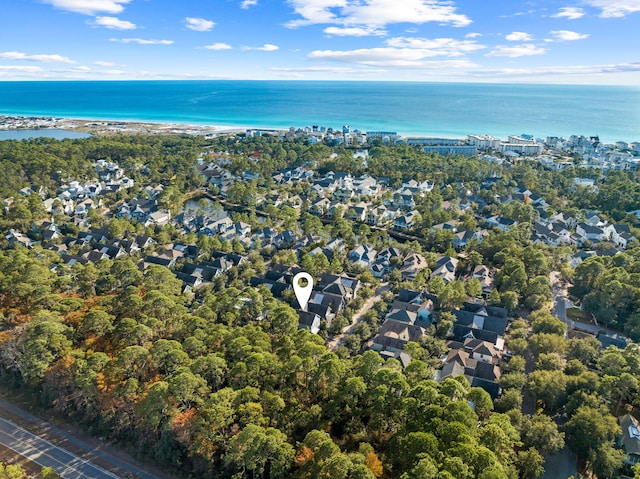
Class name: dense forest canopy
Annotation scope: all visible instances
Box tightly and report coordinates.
[0,133,639,478]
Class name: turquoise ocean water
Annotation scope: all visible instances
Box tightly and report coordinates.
[0,81,639,142]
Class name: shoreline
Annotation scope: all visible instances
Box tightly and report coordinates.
[0,114,636,145]
[0,114,253,137]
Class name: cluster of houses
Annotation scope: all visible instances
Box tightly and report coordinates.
[247,125,640,169]
[367,288,435,366]
[250,266,361,334]
[532,210,635,262]
[364,285,507,398]
[543,135,640,172]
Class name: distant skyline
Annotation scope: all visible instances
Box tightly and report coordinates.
[1,0,640,84]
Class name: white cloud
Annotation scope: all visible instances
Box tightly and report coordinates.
[499,9,536,18]
[324,26,386,36]
[385,37,486,56]
[466,32,482,38]
[270,66,387,74]
[0,51,76,63]
[549,30,589,41]
[43,0,131,15]
[65,66,92,73]
[310,51,477,68]
[584,0,640,17]
[241,0,258,8]
[204,43,233,50]
[486,44,547,57]
[185,17,216,31]
[0,65,43,72]
[251,44,279,51]
[110,38,174,45]
[505,31,533,41]
[305,35,484,68]
[551,7,585,19]
[308,47,479,68]
[93,16,136,29]
[286,0,471,28]
[470,62,640,78]
[94,61,117,66]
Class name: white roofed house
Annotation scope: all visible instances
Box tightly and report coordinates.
[366,205,394,226]
[74,198,95,217]
[611,224,636,249]
[470,265,495,298]
[453,229,486,250]
[393,188,416,209]
[347,202,368,222]
[349,244,377,267]
[400,253,429,281]
[430,256,459,284]
[145,210,171,227]
[310,197,331,216]
[5,229,33,248]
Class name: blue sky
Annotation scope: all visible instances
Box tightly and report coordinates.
[1,0,639,84]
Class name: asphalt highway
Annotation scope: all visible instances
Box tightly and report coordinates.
[0,416,120,478]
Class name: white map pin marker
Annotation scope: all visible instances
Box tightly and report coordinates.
[292,272,313,311]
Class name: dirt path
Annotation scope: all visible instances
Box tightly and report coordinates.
[327,282,389,351]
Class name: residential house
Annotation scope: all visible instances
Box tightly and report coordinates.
[401,253,429,281]
[452,304,508,350]
[392,189,416,209]
[470,265,495,298]
[5,229,33,248]
[74,198,95,216]
[368,319,426,357]
[318,274,360,301]
[394,210,419,230]
[273,230,298,248]
[486,215,516,232]
[202,214,233,236]
[349,244,377,266]
[366,205,391,226]
[370,247,404,278]
[347,202,368,222]
[453,229,486,249]
[142,255,175,269]
[145,210,171,227]
[298,311,321,334]
[310,198,331,216]
[431,256,459,284]
[576,222,606,243]
[611,224,636,248]
[618,414,640,467]
[437,347,502,398]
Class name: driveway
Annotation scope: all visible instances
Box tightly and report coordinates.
[328,282,389,351]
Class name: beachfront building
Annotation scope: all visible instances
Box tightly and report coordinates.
[366,131,402,143]
[498,140,543,156]
[467,135,501,150]
[422,145,478,156]
[406,137,461,146]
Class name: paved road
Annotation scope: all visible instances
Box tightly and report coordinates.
[0,397,164,479]
[550,271,574,334]
[328,282,389,351]
[0,417,120,479]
